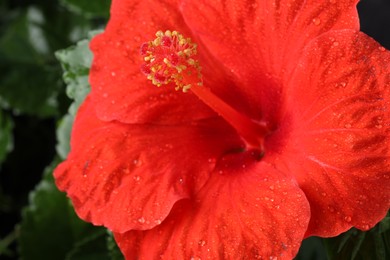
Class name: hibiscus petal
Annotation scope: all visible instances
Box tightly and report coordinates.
[282,30,390,237]
[182,0,359,78]
[114,157,310,259]
[54,97,242,232]
[89,0,231,124]
[180,0,360,125]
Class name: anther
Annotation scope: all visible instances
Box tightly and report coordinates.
[140,30,201,92]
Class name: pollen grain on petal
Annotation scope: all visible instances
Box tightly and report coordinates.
[140,30,202,92]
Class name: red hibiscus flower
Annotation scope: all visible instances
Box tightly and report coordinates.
[54,0,390,259]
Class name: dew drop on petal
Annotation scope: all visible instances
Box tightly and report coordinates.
[198,240,206,246]
[207,158,216,164]
[344,216,352,223]
[312,18,321,26]
[361,224,370,230]
[379,46,386,52]
[138,217,146,224]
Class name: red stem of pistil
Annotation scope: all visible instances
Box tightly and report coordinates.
[190,85,270,151]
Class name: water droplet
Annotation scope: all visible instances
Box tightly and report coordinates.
[361,224,370,230]
[337,82,347,88]
[102,93,108,98]
[321,192,327,197]
[111,71,116,77]
[133,175,141,181]
[154,219,162,225]
[179,178,184,184]
[344,216,352,222]
[138,217,146,224]
[207,158,216,163]
[198,240,206,246]
[312,18,321,25]
[269,185,274,190]
[344,123,352,128]
[329,0,336,3]
[333,41,339,46]
[133,159,143,167]
[164,143,173,149]
[379,46,386,52]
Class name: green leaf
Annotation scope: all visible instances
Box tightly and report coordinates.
[0,4,93,117]
[0,109,13,165]
[107,232,124,260]
[55,36,93,114]
[19,159,112,260]
[60,0,110,17]
[55,35,94,158]
[294,237,327,260]
[56,114,74,159]
[0,9,60,117]
[324,214,390,260]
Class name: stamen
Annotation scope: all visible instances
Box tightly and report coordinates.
[140,30,271,152]
[140,30,201,92]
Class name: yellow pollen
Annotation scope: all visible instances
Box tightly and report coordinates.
[140,30,202,92]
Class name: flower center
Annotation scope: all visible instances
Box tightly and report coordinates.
[140,30,271,153]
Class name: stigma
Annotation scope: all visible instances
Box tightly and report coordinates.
[140,30,202,92]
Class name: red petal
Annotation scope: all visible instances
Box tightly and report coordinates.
[114,156,310,259]
[89,0,230,124]
[54,97,242,232]
[180,0,360,125]
[281,31,390,237]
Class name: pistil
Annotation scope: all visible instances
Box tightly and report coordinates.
[140,30,270,152]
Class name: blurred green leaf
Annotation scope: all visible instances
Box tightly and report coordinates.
[55,36,94,158]
[324,214,390,260]
[107,232,124,260]
[0,109,13,165]
[294,237,327,260]
[0,8,60,117]
[19,159,111,260]
[55,37,93,115]
[0,3,93,117]
[56,114,74,159]
[60,0,110,17]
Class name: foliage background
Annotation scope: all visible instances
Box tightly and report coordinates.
[0,0,389,259]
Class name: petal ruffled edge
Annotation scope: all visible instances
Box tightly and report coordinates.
[114,155,310,259]
[54,97,242,232]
